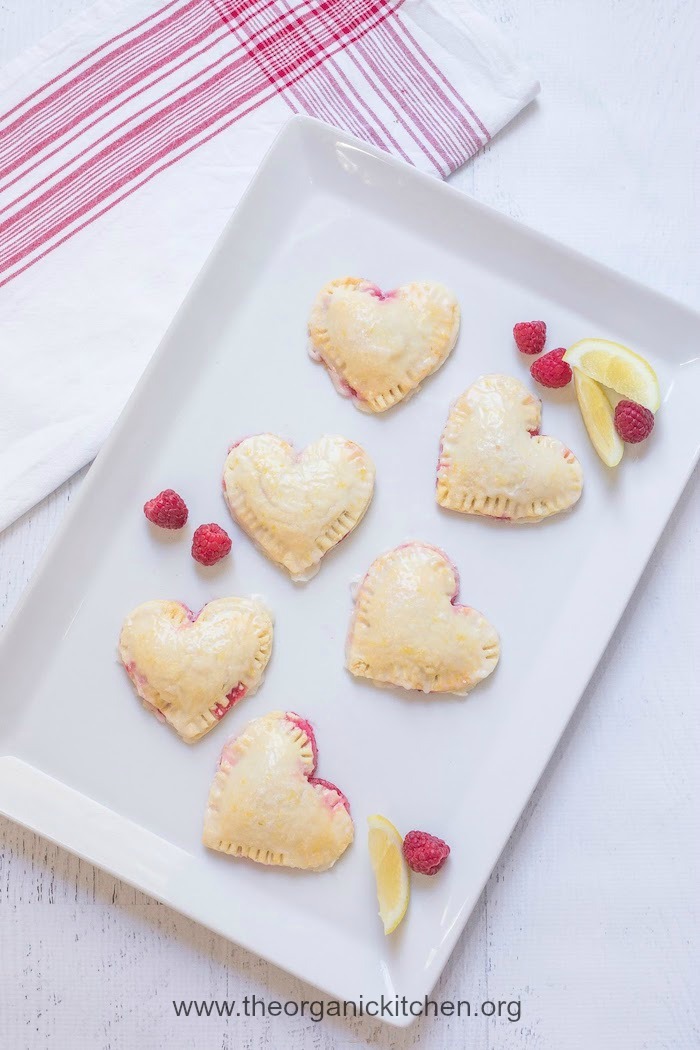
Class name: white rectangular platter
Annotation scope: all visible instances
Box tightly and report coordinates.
[1,117,699,1024]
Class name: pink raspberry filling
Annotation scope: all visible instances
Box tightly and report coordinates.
[285,712,318,768]
[308,777,351,814]
[212,683,247,721]
[124,609,246,725]
[123,659,148,690]
[284,714,350,813]
[227,433,272,454]
[123,661,167,722]
[436,437,448,475]
[361,281,397,302]
[338,376,360,399]
[320,360,360,400]
[391,542,472,613]
[310,339,363,402]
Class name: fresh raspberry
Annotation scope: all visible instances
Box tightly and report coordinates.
[143,489,188,529]
[530,348,572,389]
[191,523,232,565]
[402,830,450,876]
[513,320,546,355]
[614,400,655,443]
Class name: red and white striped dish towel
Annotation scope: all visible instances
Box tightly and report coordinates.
[0,0,538,531]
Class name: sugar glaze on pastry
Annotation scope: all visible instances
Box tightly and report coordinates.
[119,597,273,742]
[223,433,374,581]
[203,711,353,871]
[308,277,460,412]
[346,542,499,695]
[437,374,583,522]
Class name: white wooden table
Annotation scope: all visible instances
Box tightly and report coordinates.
[1,1,698,1047]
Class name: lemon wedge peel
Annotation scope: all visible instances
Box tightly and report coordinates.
[367,814,410,936]
[573,369,624,468]
[564,338,660,413]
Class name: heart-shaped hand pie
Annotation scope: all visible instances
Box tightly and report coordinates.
[308,277,460,413]
[223,434,375,580]
[346,542,499,695]
[437,374,583,522]
[119,598,273,743]
[203,711,354,871]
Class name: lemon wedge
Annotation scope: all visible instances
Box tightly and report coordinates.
[573,369,624,467]
[368,814,409,935]
[564,338,660,412]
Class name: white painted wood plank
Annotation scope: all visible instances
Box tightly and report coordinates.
[1,0,698,1046]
